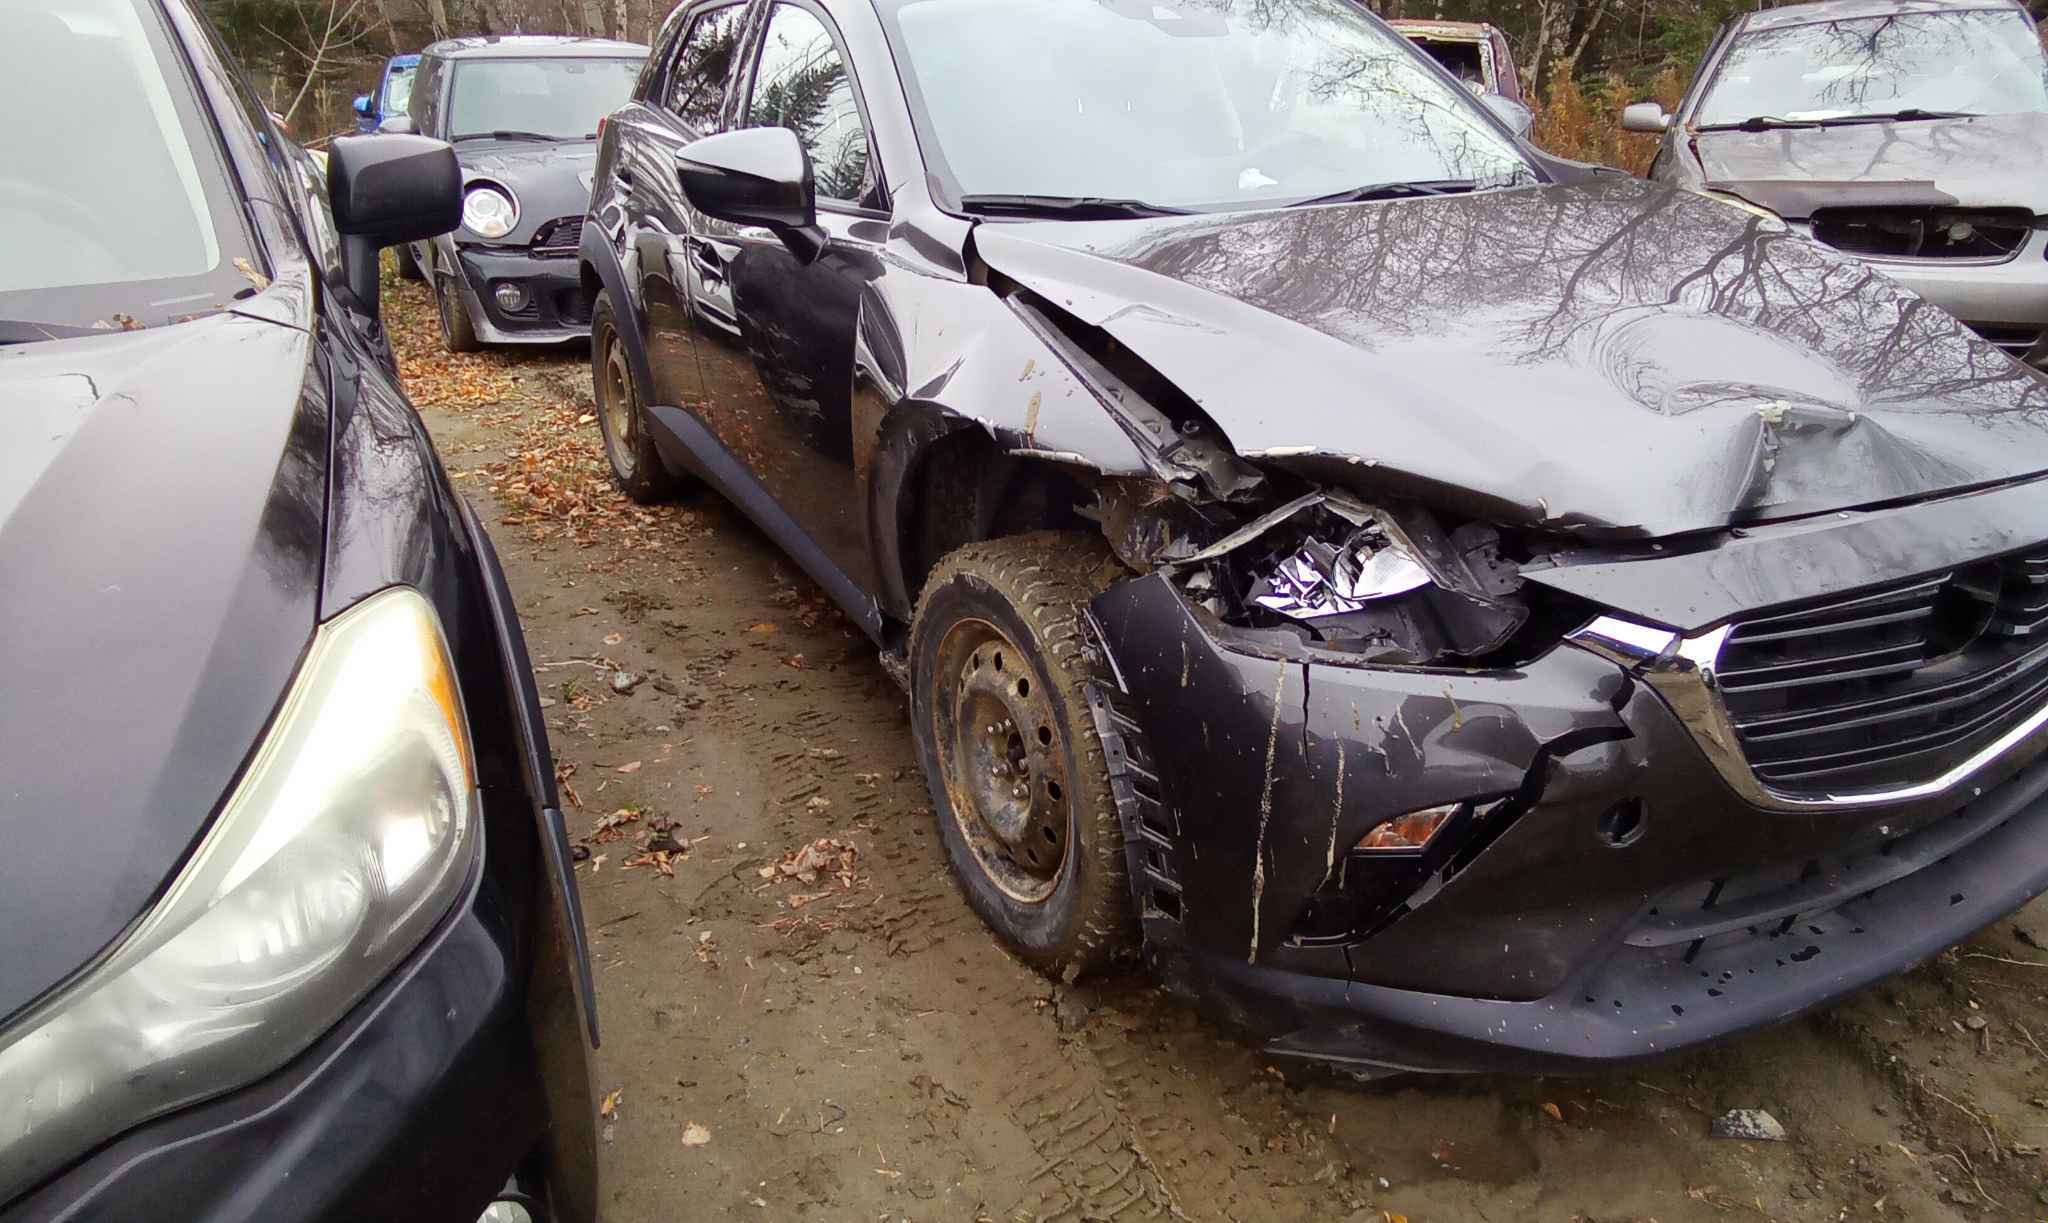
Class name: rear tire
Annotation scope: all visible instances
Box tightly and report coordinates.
[396,241,424,281]
[434,258,481,354]
[909,531,1136,979]
[591,292,686,503]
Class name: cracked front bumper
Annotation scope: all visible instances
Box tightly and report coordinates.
[442,239,592,344]
[1089,573,2048,1073]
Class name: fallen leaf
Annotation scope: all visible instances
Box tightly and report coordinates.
[681,1122,711,1147]
[603,632,623,645]
[576,413,596,425]
[784,653,806,669]
[805,796,832,812]
[615,761,642,774]
[600,1089,622,1120]
[747,622,778,634]
[1541,1101,1564,1122]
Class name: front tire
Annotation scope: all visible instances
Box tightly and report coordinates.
[909,532,1136,979]
[434,258,481,354]
[591,292,685,503]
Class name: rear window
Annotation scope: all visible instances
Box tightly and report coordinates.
[0,0,257,330]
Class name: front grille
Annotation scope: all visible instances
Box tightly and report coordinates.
[1717,546,2048,796]
[1811,207,2031,261]
[531,215,583,258]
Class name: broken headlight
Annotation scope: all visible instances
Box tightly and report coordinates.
[1174,491,1531,665]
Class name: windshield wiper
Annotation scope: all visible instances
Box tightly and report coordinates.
[451,129,559,143]
[1812,108,1978,126]
[957,193,1191,219]
[1697,115,1824,132]
[1284,179,1481,208]
[0,320,108,346]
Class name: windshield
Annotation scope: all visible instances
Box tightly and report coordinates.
[1,0,256,333]
[881,0,1534,213]
[1696,8,2048,126]
[382,64,416,116]
[448,57,644,140]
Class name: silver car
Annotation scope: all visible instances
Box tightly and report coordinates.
[1624,0,2048,368]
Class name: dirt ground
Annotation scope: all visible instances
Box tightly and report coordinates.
[385,278,2048,1222]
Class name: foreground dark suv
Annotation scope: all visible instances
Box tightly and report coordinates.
[1,2,596,1217]
[583,0,2048,1076]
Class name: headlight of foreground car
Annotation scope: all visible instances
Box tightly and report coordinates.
[462,183,519,238]
[0,588,477,1200]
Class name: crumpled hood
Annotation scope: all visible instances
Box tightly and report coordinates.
[0,315,323,1023]
[1695,111,2048,218]
[973,175,2048,537]
[457,138,597,244]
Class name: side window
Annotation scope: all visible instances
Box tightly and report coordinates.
[667,4,747,134]
[743,4,876,207]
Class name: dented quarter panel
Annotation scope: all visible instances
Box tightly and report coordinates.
[974,176,2048,537]
[1091,572,1631,970]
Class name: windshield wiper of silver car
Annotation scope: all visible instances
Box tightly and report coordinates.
[1811,108,1979,126]
[451,129,559,143]
[958,194,1192,219]
[1283,179,1481,208]
[1696,115,1824,132]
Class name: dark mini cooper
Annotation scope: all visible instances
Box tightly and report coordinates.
[584,0,2048,1075]
[2,1,595,1218]
[404,35,646,350]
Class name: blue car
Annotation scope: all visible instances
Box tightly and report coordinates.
[353,52,420,133]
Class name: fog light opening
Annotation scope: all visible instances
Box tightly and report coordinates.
[493,282,530,313]
[1596,799,1646,849]
[1355,803,1460,854]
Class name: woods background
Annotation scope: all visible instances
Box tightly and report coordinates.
[211,0,2048,173]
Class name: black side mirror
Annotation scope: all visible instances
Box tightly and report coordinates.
[327,134,460,321]
[676,127,826,264]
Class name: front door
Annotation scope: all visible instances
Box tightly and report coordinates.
[617,0,750,412]
[687,0,888,591]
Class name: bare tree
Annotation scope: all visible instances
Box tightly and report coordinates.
[264,0,374,122]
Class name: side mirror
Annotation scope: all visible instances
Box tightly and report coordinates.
[353,94,373,117]
[1622,102,1672,133]
[377,115,415,135]
[327,134,461,321]
[676,126,826,264]
[1479,91,1534,138]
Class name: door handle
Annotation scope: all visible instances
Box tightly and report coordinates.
[688,236,724,275]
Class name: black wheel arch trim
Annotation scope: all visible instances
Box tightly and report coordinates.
[456,494,599,1048]
[577,225,658,406]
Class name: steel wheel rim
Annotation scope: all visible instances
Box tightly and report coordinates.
[598,326,637,473]
[930,618,1071,904]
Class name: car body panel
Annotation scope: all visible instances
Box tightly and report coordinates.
[973,176,2048,538]
[1,0,596,1212]
[1695,112,2048,219]
[0,317,324,1027]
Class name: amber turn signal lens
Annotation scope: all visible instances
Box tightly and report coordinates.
[1356,803,1459,852]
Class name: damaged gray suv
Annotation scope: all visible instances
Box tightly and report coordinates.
[585,0,2048,1075]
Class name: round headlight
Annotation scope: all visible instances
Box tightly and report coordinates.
[462,184,518,238]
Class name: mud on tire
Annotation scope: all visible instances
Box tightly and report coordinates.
[909,531,1137,979]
